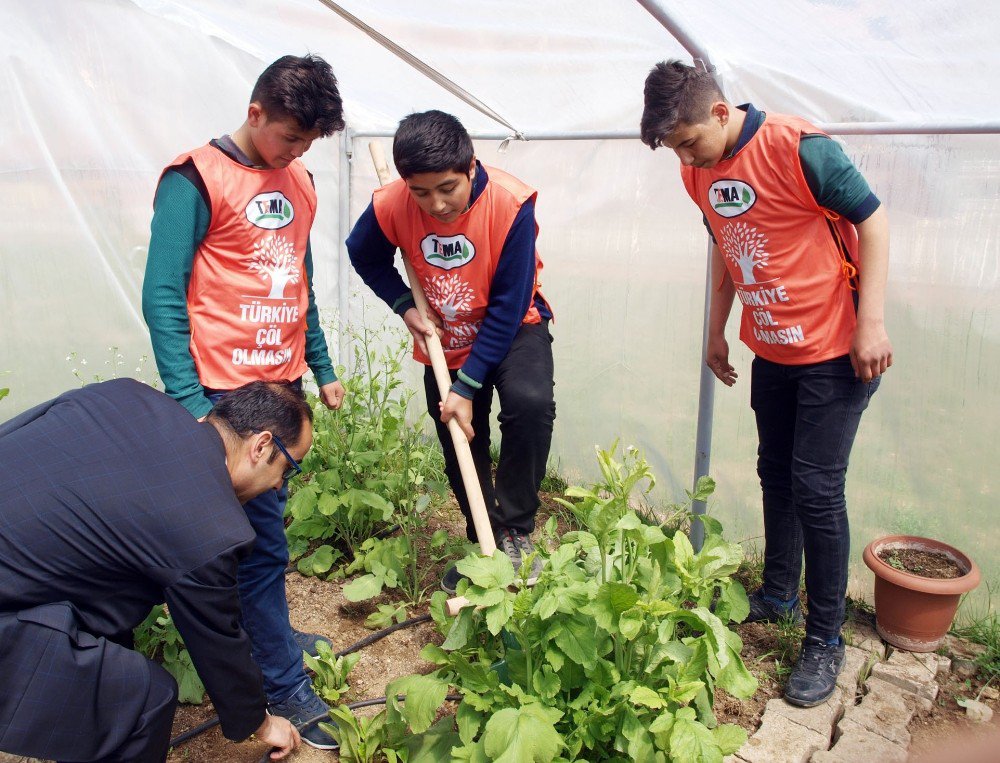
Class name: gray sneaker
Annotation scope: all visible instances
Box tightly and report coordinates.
[497,529,543,585]
[268,681,338,750]
[292,629,332,658]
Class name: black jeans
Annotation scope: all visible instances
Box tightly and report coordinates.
[424,322,555,542]
[750,354,880,641]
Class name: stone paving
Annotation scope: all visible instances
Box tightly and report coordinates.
[725,621,951,763]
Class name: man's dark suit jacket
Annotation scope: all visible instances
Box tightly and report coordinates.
[0,379,266,741]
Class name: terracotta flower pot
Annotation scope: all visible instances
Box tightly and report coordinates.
[862,535,980,652]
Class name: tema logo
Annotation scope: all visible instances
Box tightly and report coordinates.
[708,179,756,218]
[420,234,475,271]
[245,192,295,230]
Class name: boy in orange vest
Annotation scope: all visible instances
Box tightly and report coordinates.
[143,55,345,749]
[641,61,892,708]
[347,110,555,595]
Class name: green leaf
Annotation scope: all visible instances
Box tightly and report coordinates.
[342,573,383,602]
[669,715,723,763]
[619,607,644,641]
[317,490,340,516]
[298,544,337,576]
[591,582,639,632]
[442,606,474,650]
[164,650,205,704]
[482,705,563,762]
[533,665,562,699]
[691,475,716,502]
[486,597,514,635]
[713,723,748,755]
[457,551,516,589]
[403,715,463,762]
[388,673,449,734]
[552,618,598,670]
[457,701,484,745]
[631,685,666,709]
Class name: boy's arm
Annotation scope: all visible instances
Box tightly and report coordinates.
[302,240,344,409]
[799,136,892,381]
[142,170,214,418]
[851,205,892,382]
[706,243,738,386]
[345,201,414,314]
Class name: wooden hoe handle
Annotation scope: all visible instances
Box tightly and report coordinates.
[368,141,494,615]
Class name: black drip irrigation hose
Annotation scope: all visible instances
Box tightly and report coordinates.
[167,613,433,750]
[256,694,463,763]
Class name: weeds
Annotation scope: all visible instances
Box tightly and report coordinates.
[133,605,204,704]
[304,641,360,705]
[952,584,1000,689]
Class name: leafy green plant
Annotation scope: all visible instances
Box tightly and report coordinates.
[286,322,446,577]
[304,641,361,704]
[384,444,757,762]
[952,584,1000,690]
[133,605,205,704]
[321,704,403,763]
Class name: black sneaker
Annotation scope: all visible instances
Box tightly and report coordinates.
[268,681,338,750]
[442,564,468,595]
[292,629,332,658]
[497,529,543,585]
[784,636,846,707]
[745,589,804,625]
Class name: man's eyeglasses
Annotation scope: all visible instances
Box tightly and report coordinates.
[270,433,302,481]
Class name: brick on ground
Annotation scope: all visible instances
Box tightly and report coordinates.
[811,725,908,763]
[733,712,830,763]
[838,678,914,747]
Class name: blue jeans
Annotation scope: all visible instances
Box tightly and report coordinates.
[750,355,880,642]
[206,391,306,703]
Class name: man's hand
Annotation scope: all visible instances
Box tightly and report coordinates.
[440,391,474,441]
[319,380,346,410]
[706,334,738,387]
[850,318,893,382]
[255,714,300,760]
[402,306,444,356]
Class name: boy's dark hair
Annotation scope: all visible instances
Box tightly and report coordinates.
[251,54,345,137]
[392,110,474,178]
[208,381,312,460]
[640,59,725,150]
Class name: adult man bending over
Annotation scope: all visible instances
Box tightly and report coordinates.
[0,379,312,762]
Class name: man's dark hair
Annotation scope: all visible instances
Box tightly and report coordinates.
[392,110,475,178]
[640,60,724,150]
[207,382,312,461]
[251,54,345,137]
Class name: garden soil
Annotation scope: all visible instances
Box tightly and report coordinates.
[155,492,999,762]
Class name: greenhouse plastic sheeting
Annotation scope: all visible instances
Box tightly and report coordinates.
[1,0,998,601]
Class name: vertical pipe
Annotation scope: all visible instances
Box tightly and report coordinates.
[689,248,716,551]
[337,129,353,369]
[637,0,721,550]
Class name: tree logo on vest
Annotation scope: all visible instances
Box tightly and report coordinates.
[245,191,295,230]
[708,179,756,218]
[720,221,770,285]
[425,273,479,349]
[420,234,475,271]
[249,235,300,299]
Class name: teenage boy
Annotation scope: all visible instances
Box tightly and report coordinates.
[143,55,346,749]
[641,61,892,707]
[346,110,556,594]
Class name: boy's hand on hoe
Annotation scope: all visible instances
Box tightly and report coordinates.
[255,714,300,759]
[402,306,444,356]
[319,380,346,410]
[706,335,738,386]
[850,319,893,382]
[440,392,474,441]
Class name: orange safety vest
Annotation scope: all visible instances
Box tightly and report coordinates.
[681,113,859,365]
[372,166,548,368]
[163,145,316,388]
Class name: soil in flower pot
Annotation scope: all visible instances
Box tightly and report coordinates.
[877,548,964,579]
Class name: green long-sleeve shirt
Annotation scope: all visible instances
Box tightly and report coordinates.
[142,145,335,417]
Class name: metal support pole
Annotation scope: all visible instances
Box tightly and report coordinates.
[337,129,353,369]
[689,246,717,551]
